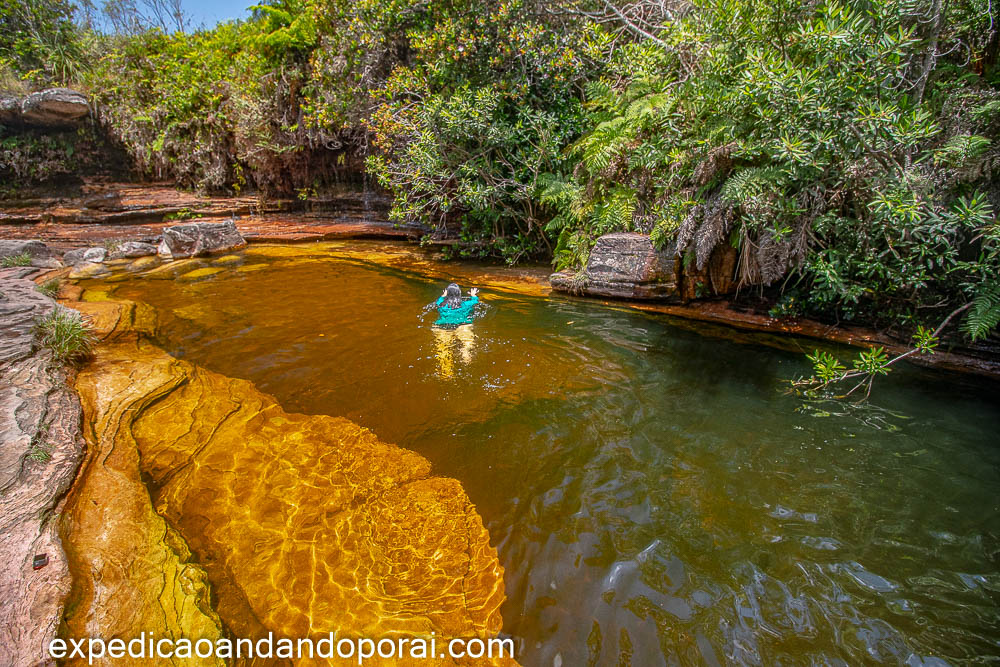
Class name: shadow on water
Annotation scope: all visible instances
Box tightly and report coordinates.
[97,253,1000,666]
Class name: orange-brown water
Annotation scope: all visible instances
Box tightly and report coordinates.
[83,243,1000,665]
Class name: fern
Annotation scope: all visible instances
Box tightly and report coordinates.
[553,229,593,271]
[590,186,637,233]
[584,80,615,112]
[624,92,674,122]
[720,166,786,205]
[538,173,587,227]
[972,100,1000,123]
[538,174,581,209]
[963,281,1000,341]
[576,117,629,173]
[932,135,992,167]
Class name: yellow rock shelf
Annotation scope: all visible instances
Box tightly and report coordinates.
[61,298,512,665]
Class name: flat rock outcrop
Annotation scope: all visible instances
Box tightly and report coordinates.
[550,231,738,302]
[0,275,84,666]
[62,297,513,665]
[0,183,421,251]
[19,88,90,127]
[59,300,225,667]
[158,220,247,258]
[0,94,20,124]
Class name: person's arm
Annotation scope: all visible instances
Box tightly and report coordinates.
[459,289,479,314]
[435,296,444,306]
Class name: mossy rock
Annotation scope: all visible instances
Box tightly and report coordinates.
[235,263,268,273]
[212,254,243,266]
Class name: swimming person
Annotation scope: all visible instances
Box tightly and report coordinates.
[430,283,480,378]
[433,283,480,327]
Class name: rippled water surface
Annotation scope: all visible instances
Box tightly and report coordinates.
[97,247,1000,665]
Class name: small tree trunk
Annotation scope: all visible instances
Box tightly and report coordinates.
[913,0,948,104]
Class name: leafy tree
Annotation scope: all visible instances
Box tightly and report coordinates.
[304,0,601,262]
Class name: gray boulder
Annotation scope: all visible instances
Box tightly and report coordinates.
[0,240,56,261]
[108,241,158,259]
[551,232,681,300]
[20,88,89,127]
[158,220,246,259]
[0,239,62,269]
[63,247,107,266]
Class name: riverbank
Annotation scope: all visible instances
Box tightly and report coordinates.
[2,181,997,380]
[0,182,424,249]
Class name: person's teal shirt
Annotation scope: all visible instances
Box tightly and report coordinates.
[434,295,478,326]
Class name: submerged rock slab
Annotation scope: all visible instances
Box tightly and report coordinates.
[58,299,224,666]
[0,278,84,666]
[64,299,511,664]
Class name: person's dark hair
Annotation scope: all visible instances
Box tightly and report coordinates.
[443,283,463,308]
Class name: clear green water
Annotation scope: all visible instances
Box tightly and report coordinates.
[99,250,1000,665]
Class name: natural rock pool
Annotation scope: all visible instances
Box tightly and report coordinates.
[79,243,1000,665]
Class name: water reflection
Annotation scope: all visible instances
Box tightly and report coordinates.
[94,250,1000,666]
[432,325,477,379]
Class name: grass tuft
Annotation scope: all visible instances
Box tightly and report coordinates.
[2,252,33,267]
[37,279,61,298]
[34,309,96,364]
[26,442,52,463]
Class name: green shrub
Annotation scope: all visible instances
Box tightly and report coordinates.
[2,252,33,267]
[0,0,84,86]
[33,308,95,364]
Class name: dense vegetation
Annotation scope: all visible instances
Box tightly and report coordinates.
[2,0,999,341]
